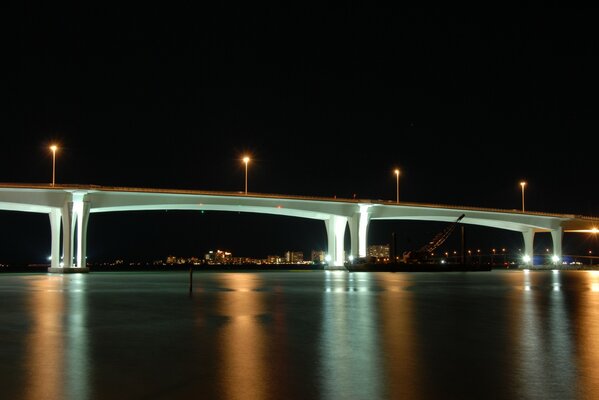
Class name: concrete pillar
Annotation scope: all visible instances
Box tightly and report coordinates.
[325,215,348,267]
[49,208,61,269]
[358,206,371,258]
[551,227,563,262]
[76,201,91,268]
[522,229,535,266]
[349,216,359,260]
[62,201,76,268]
[48,193,90,273]
[348,206,371,259]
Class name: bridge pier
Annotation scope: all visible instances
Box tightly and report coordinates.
[49,208,61,269]
[349,206,371,259]
[48,196,90,274]
[325,215,348,268]
[522,229,535,266]
[551,227,563,264]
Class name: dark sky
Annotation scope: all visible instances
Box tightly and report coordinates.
[2,5,598,263]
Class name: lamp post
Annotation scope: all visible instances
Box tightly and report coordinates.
[50,145,58,186]
[520,181,526,212]
[243,156,250,194]
[394,169,400,203]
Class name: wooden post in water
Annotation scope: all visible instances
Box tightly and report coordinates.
[189,266,193,295]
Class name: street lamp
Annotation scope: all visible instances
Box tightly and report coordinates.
[243,156,250,194]
[520,181,527,212]
[49,145,58,186]
[394,169,400,203]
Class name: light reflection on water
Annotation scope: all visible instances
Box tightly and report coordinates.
[21,274,89,400]
[23,275,65,400]
[578,271,599,399]
[0,270,598,399]
[216,273,268,400]
[512,270,577,399]
[320,271,383,400]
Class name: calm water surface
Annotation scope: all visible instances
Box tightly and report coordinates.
[0,270,598,400]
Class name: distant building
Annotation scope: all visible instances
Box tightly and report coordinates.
[285,251,304,263]
[204,250,232,264]
[311,250,325,263]
[368,244,390,261]
[166,255,177,265]
[267,255,282,264]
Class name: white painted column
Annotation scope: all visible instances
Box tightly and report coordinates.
[551,227,563,262]
[522,229,535,266]
[76,201,91,268]
[349,216,359,260]
[325,215,348,267]
[49,208,61,269]
[62,201,76,268]
[349,206,371,259]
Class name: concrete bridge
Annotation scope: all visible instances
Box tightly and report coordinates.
[1,183,597,272]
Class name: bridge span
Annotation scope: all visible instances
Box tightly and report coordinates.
[1,183,597,272]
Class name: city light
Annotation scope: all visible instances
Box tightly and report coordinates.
[522,254,531,263]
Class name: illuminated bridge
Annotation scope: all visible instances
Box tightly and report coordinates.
[1,183,597,272]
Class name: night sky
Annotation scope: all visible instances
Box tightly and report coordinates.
[2,5,598,263]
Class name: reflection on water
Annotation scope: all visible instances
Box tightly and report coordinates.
[1,270,598,399]
[578,272,599,399]
[22,275,89,400]
[510,270,577,399]
[378,273,425,399]
[24,276,65,400]
[320,271,383,400]
[216,273,268,400]
[65,274,89,400]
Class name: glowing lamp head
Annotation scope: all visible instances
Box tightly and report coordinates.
[591,227,599,234]
[348,255,354,262]
[520,181,526,188]
[394,169,400,176]
[522,255,531,263]
[243,156,250,164]
[552,255,560,263]
[325,254,332,263]
[50,145,58,152]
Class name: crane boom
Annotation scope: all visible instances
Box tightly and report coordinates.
[403,214,466,263]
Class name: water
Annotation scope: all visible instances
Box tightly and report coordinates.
[0,270,598,400]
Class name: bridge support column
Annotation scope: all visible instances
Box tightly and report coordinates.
[62,201,76,268]
[349,206,371,259]
[325,215,348,268]
[48,198,90,274]
[522,229,535,266]
[551,227,563,264]
[49,208,61,269]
